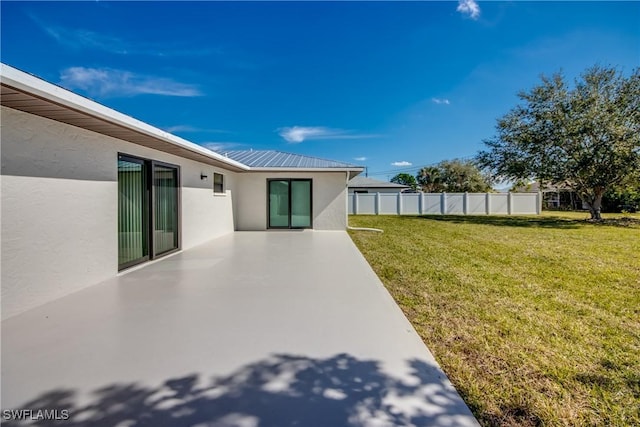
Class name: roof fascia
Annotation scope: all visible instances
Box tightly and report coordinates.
[0,63,250,171]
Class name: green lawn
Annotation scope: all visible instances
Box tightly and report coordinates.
[348,212,640,426]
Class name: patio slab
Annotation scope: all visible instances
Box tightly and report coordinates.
[1,231,478,426]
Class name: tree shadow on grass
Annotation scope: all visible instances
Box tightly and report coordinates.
[410,214,640,229]
[2,354,478,427]
[407,215,592,229]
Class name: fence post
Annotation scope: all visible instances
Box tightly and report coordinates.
[485,192,491,215]
[397,192,402,215]
[419,192,424,215]
[464,192,469,215]
[508,192,513,215]
[376,192,380,215]
[537,191,542,215]
[441,192,447,215]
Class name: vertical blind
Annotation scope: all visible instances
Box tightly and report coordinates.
[154,164,178,255]
[118,156,179,269]
[118,158,148,267]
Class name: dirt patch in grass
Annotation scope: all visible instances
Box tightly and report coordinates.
[348,213,640,426]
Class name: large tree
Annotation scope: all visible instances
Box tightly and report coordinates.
[477,65,640,219]
[417,160,492,193]
[390,173,417,189]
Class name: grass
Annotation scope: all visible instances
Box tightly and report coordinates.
[348,211,640,426]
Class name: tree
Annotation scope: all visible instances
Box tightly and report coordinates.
[438,159,493,192]
[416,160,492,192]
[602,175,640,213]
[477,65,640,219]
[390,173,417,189]
[416,166,442,192]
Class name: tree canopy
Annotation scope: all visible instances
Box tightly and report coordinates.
[476,65,640,219]
[417,159,492,193]
[390,173,417,189]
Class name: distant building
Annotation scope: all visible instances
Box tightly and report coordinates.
[348,176,410,194]
[514,181,586,210]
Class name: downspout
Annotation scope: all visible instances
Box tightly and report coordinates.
[345,171,384,233]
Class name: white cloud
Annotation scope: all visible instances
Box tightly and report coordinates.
[163,125,200,133]
[432,98,451,105]
[163,125,229,134]
[457,0,481,20]
[199,142,242,152]
[31,14,214,57]
[59,67,202,98]
[279,126,334,143]
[354,157,367,162]
[278,126,380,143]
[391,161,412,167]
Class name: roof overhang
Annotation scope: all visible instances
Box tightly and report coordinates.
[249,167,364,180]
[0,64,249,172]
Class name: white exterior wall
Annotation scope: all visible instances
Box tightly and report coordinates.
[1,107,237,319]
[235,171,348,230]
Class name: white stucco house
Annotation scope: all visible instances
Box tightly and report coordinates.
[0,63,363,320]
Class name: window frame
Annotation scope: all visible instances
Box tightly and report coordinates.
[117,154,150,271]
[213,172,225,195]
[117,153,181,271]
[266,178,313,229]
[151,159,181,258]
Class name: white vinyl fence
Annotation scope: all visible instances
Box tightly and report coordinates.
[348,192,541,215]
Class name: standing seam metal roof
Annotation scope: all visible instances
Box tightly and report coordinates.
[219,150,361,169]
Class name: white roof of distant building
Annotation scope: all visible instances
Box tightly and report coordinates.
[349,176,409,188]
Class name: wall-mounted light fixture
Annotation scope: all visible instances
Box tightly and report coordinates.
[200,173,208,181]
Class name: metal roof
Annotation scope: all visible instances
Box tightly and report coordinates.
[1,64,363,176]
[220,150,360,169]
[348,176,409,188]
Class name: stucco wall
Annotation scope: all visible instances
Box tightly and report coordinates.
[1,106,237,319]
[235,171,348,231]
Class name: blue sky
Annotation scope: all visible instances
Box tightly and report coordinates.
[2,1,639,179]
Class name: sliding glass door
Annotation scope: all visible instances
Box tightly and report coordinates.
[153,164,179,256]
[268,180,290,227]
[118,154,179,270]
[118,156,149,268]
[268,179,312,229]
[291,180,311,227]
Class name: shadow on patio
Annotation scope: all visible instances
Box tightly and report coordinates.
[3,353,473,427]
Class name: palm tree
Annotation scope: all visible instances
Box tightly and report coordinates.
[417,166,442,192]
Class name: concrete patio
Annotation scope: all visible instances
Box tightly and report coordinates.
[1,231,478,427]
